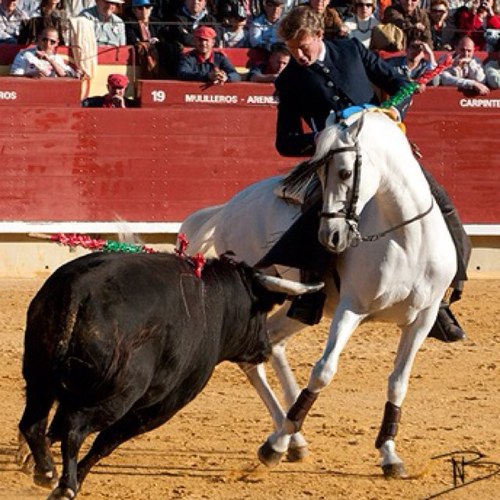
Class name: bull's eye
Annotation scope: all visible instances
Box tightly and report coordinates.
[339,169,352,181]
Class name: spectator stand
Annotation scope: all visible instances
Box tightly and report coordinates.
[0,44,136,99]
[0,45,267,96]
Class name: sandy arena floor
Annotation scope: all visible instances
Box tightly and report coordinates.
[0,276,498,499]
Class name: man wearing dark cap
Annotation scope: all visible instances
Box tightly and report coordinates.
[177,25,241,83]
[248,0,285,52]
[167,0,221,48]
[82,73,138,107]
[221,2,250,48]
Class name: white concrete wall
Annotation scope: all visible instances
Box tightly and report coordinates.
[0,234,498,279]
[0,234,177,279]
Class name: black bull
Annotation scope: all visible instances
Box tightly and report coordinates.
[18,252,321,499]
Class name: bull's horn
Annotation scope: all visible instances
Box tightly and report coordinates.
[256,274,324,296]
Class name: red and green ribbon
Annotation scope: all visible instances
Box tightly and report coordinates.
[381,53,453,110]
[47,233,157,253]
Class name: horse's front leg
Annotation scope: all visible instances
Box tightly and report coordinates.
[258,306,364,467]
[376,307,438,478]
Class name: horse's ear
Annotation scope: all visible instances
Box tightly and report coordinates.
[348,113,365,141]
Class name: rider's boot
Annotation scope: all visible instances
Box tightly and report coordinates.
[287,270,327,326]
[427,302,466,343]
[287,291,326,325]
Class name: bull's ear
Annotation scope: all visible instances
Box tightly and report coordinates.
[255,274,324,296]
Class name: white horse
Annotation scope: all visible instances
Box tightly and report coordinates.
[180,110,456,476]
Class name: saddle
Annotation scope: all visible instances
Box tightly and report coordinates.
[256,198,331,273]
[256,191,335,326]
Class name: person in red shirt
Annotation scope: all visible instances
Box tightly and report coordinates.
[82,74,138,108]
[456,0,500,50]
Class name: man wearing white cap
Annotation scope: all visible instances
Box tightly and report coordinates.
[79,0,126,46]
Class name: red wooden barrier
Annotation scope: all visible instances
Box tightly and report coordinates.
[0,77,81,106]
[0,78,498,228]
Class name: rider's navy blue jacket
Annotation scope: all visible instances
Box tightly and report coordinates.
[274,37,409,157]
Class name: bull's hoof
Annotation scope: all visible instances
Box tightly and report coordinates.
[258,440,284,468]
[47,486,76,500]
[34,469,58,489]
[287,445,309,462]
[382,462,408,479]
[16,448,34,474]
[16,433,32,470]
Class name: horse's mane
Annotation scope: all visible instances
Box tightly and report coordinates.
[280,111,406,201]
[280,119,353,200]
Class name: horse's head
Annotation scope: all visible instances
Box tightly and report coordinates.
[282,112,381,253]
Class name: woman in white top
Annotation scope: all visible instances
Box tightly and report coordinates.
[344,0,379,48]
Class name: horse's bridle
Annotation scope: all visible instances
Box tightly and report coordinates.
[317,126,434,245]
[319,144,362,225]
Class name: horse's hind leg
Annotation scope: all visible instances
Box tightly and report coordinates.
[239,360,308,464]
[376,308,437,478]
[267,304,312,459]
[269,342,309,460]
[18,384,58,488]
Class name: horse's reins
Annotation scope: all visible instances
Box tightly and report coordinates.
[316,117,435,245]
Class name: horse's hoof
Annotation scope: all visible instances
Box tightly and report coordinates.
[382,462,408,479]
[47,486,76,500]
[258,440,284,468]
[34,469,58,489]
[287,445,309,462]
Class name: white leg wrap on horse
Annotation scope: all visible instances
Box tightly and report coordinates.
[378,440,403,467]
[267,429,291,454]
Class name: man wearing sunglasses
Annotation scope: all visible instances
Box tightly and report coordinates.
[10,27,76,77]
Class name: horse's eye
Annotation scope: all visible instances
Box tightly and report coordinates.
[339,169,352,181]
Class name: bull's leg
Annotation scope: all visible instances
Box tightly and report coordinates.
[18,385,58,489]
[49,413,90,500]
[259,306,364,467]
[75,401,174,487]
[376,307,437,478]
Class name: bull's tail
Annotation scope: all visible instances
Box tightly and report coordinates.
[52,291,118,400]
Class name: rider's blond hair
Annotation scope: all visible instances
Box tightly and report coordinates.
[278,6,324,42]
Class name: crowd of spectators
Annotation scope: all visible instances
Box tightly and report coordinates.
[0,0,499,91]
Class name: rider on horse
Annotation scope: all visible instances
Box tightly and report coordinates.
[263,6,470,342]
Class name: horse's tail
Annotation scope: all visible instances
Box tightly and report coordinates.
[180,204,225,257]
